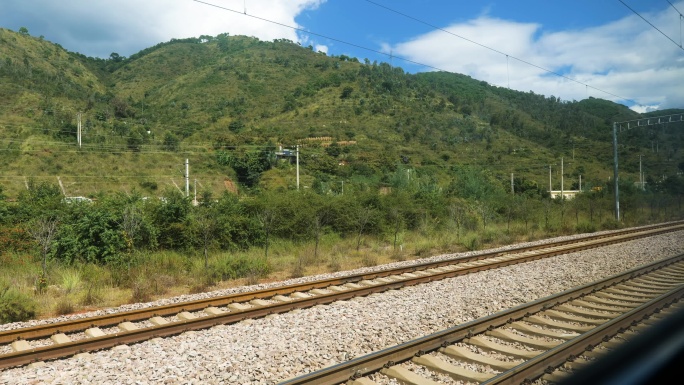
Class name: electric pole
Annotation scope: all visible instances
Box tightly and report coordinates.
[561,157,564,200]
[185,159,189,198]
[296,145,300,190]
[639,155,643,190]
[77,112,82,148]
[613,113,684,221]
[613,122,620,221]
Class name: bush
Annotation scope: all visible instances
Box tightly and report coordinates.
[290,257,305,278]
[327,255,342,272]
[210,255,272,281]
[461,233,480,251]
[601,219,622,230]
[54,298,75,315]
[60,269,82,294]
[575,222,597,233]
[0,286,37,323]
[130,279,153,303]
[80,283,104,306]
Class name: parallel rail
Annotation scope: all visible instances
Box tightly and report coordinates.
[279,254,684,384]
[1,221,683,370]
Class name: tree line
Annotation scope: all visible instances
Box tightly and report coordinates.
[2,163,682,281]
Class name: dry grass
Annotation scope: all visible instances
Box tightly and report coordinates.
[1,223,575,320]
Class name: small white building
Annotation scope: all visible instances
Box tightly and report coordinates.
[549,190,580,200]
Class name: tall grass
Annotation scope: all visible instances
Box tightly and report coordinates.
[0,284,37,323]
[0,212,675,322]
[58,268,82,294]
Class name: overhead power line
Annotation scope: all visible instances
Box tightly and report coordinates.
[363,0,637,104]
[666,0,684,47]
[192,0,637,105]
[619,0,684,50]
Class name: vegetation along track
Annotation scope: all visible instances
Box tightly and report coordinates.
[1,221,683,370]
[279,253,684,385]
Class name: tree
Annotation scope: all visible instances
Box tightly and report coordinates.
[306,194,330,260]
[18,27,29,35]
[541,198,553,230]
[192,204,218,270]
[151,189,191,249]
[119,203,145,271]
[473,201,495,231]
[27,216,58,277]
[448,200,466,241]
[256,208,276,259]
[351,204,375,251]
[163,132,180,152]
[109,52,123,62]
[384,192,412,250]
[557,197,568,229]
[340,86,353,99]
[503,195,519,233]
[16,179,64,222]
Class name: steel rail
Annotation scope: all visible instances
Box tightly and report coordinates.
[0,222,682,369]
[1,221,681,345]
[277,254,684,385]
[482,285,684,384]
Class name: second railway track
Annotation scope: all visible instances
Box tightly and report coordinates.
[1,221,683,370]
[279,253,684,385]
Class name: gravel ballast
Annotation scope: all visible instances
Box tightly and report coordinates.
[1,228,683,385]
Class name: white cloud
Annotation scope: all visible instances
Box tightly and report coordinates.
[390,4,684,110]
[0,0,325,58]
[314,44,328,54]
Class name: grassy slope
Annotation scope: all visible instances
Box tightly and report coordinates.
[0,29,681,199]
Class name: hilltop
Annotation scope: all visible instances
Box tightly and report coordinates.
[0,27,681,199]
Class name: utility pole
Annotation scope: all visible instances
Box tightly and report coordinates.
[510,173,514,194]
[639,155,643,190]
[296,145,300,190]
[548,165,552,195]
[579,175,582,192]
[77,112,82,148]
[185,159,189,198]
[561,157,564,200]
[613,122,620,221]
[194,179,197,205]
[612,113,684,221]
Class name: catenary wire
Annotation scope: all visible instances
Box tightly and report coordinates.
[191,0,638,105]
[619,0,684,49]
[362,0,639,103]
[666,0,684,47]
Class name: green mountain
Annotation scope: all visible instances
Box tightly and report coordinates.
[1,28,682,199]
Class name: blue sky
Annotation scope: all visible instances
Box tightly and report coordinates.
[1,0,682,112]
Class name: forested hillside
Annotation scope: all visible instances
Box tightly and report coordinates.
[0,27,682,321]
[1,27,681,198]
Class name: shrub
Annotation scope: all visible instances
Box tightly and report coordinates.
[290,256,305,278]
[575,222,597,234]
[327,255,342,272]
[361,253,378,267]
[210,255,271,281]
[601,219,622,230]
[54,298,75,315]
[461,233,480,251]
[0,286,37,323]
[130,279,153,303]
[60,269,82,294]
[80,283,104,306]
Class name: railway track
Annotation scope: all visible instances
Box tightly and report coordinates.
[1,221,683,370]
[279,253,684,385]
